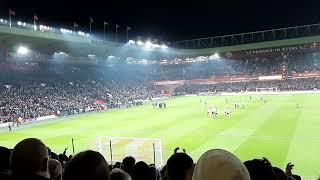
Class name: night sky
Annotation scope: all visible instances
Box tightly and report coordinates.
[1,0,320,42]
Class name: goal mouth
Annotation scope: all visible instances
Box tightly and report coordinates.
[91,136,163,168]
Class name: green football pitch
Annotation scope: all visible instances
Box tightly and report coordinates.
[1,94,320,178]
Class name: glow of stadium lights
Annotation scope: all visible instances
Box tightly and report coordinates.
[213,53,220,59]
[152,44,160,48]
[17,21,22,26]
[55,51,66,55]
[108,55,115,60]
[161,44,168,49]
[0,19,3,23]
[137,41,144,46]
[17,46,29,55]
[22,22,26,26]
[145,41,152,48]
[128,40,135,44]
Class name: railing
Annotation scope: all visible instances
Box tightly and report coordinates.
[173,23,320,49]
[0,18,124,48]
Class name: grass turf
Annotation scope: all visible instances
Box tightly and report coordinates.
[1,94,319,178]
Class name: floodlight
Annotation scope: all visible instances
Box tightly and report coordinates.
[128,40,135,44]
[213,53,220,59]
[22,22,26,26]
[145,41,152,48]
[17,46,29,55]
[161,44,168,49]
[137,41,144,46]
[152,44,160,48]
[17,21,22,26]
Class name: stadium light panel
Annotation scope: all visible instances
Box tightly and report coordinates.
[213,53,220,59]
[145,41,152,48]
[137,41,144,46]
[161,44,168,49]
[152,44,160,48]
[17,46,29,55]
[128,40,135,44]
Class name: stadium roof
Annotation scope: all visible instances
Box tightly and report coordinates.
[2,23,320,61]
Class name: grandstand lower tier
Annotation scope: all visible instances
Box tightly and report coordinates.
[1,94,319,179]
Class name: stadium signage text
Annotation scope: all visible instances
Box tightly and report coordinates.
[246,45,306,55]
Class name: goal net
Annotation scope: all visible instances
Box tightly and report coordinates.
[91,137,163,168]
[255,87,279,92]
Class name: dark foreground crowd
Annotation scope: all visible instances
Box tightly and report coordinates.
[0,138,307,180]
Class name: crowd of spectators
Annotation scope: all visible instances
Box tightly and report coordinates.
[0,138,305,180]
[1,74,320,123]
[174,78,320,95]
[148,52,320,81]
[0,80,160,123]
[1,50,320,123]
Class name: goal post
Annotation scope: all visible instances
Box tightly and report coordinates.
[91,137,163,168]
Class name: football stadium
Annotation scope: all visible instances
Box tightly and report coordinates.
[1,4,320,180]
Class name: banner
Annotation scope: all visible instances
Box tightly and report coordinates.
[292,72,320,78]
[258,75,283,81]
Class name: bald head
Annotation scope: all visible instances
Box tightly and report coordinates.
[49,159,62,180]
[193,149,250,180]
[10,138,49,176]
[110,168,131,180]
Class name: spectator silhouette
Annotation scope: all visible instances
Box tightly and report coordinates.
[244,158,276,180]
[48,159,62,180]
[110,168,131,180]
[166,152,194,180]
[63,150,109,180]
[121,156,136,177]
[10,138,50,180]
[0,146,11,172]
[193,149,250,180]
[132,161,151,180]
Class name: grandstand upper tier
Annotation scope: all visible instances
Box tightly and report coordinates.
[2,21,320,62]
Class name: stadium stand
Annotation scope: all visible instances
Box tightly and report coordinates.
[1,20,320,180]
[1,47,320,123]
